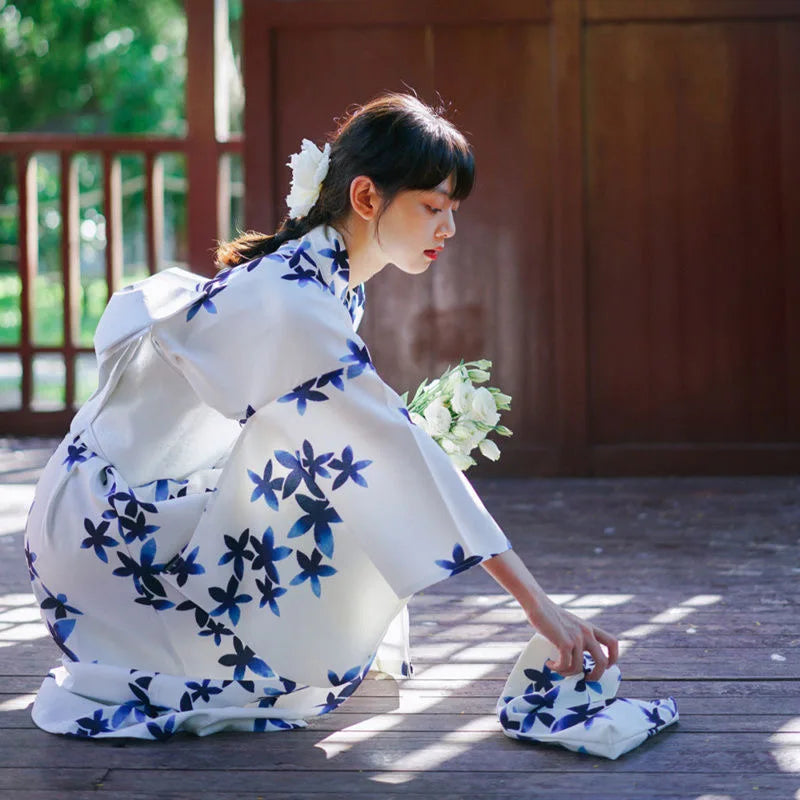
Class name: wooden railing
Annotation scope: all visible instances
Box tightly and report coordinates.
[0,134,242,434]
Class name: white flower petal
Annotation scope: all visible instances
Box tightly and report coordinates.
[285,140,331,219]
[479,438,501,461]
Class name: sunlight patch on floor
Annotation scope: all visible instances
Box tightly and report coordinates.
[368,716,497,779]
[0,593,47,643]
[620,594,722,638]
[317,662,498,762]
[0,484,35,538]
[0,694,36,712]
[771,717,800,773]
[565,594,635,608]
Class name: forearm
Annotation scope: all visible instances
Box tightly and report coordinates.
[481,548,548,617]
[482,547,620,678]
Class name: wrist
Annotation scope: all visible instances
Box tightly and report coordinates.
[520,584,547,619]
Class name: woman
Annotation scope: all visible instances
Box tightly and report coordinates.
[24,92,617,739]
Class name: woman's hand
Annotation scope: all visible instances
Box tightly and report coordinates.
[481,549,619,682]
[524,592,618,682]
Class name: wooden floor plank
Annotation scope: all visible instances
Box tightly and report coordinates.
[1,446,798,798]
[0,728,796,771]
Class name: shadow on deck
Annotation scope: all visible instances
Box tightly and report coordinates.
[0,438,797,799]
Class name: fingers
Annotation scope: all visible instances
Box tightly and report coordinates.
[547,643,583,676]
[593,627,619,668]
[547,627,620,682]
[584,638,608,682]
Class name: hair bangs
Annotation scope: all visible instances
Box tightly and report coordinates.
[403,128,475,201]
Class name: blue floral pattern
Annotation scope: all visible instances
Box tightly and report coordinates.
[497,637,679,759]
[24,222,511,740]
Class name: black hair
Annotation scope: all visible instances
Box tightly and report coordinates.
[215,91,474,267]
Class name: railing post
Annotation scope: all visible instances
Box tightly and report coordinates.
[145,153,165,275]
[60,152,80,409]
[103,153,123,294]
[17,153,38,410]
[185,0,227,276]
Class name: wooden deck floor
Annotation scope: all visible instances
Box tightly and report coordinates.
[0,438,798,799]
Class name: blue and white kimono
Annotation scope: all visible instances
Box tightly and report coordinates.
[24,223,511,739]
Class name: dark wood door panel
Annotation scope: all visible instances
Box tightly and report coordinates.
[585,21,799,447]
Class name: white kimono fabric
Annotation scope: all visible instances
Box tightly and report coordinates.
[497,636,679,759]
[24,224,511,739]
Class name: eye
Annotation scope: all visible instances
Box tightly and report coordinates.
[424,204,442,214]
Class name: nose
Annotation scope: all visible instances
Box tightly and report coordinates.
[437,209,456,240]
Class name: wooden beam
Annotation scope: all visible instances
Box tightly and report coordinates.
[0,134,204,152]
[592,443,800,475]
[185,0,223,274]
[550,0,590,474]
[252,0,550,27]
[242,0,276,233]
[585,0,800,23]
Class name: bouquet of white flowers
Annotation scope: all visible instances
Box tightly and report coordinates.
[401,359,512,471]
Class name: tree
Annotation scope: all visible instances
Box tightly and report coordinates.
[0,0,189,356]
[0,0,186,134]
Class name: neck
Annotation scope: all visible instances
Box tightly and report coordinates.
[333,214,387,289]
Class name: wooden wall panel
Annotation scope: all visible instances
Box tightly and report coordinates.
[432,24,554,451]
[586,21,798,450]
[778,24,800,442]
[233,0,800,475]
[266,19,556,463]
[273,25,436,389]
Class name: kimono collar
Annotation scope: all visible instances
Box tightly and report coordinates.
[302,223,366,329]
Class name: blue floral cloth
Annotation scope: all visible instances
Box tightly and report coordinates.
[497,635,678,759]
[24,223,511,739]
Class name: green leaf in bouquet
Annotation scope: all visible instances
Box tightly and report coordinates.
[495,425,513,437]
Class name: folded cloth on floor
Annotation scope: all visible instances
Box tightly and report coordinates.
[497,634,678,759]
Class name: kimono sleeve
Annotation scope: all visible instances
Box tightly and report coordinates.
[244,356,513,598]
[150,264,369,420]
[153,269,512,598]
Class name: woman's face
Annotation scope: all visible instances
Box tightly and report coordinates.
[374,174,459,275]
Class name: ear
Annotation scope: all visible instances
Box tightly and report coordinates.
[349,175,381,222]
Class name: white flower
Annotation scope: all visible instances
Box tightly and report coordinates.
[451,379,475,414]
[467,368,490,383]
[409,411,431,435]
[285,139,331,219]
[451,420,485,450]
[469,387,501,426]
[478,438,501,461]
[438,435,463,455]
[491,391,512,411]
[448,452,476,471]
[423,398,452,437]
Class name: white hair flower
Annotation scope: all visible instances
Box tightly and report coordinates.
[285,138,331,219]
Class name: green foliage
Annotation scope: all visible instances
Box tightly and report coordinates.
[0,0,186,135]
[0,272,148,347]
[0,1,189,277]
